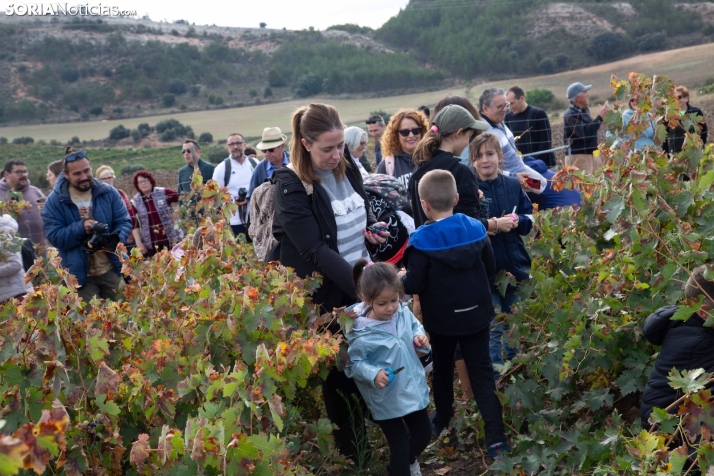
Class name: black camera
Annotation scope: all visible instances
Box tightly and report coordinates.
[237,187,248,202]
[83,222,121,254]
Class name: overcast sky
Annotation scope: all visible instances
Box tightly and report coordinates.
[92,0,408,30]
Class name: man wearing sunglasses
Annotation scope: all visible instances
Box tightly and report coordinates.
[177,139,215,195]
[41,150,132,303]
[1,159,47,244]
[366,114,386,165]
[248,127,290,198]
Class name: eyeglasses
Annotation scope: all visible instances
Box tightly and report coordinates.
[136,179,151,185]
[10,169,28,176]
[227,141,244,147]
[676,95,684,100]
[495,103,509,111]
[397,127,422,137]
[262,147,280,153]
[65,151,88,162]
[182,149,193,154]
[359,141,367,147]
[100,176,115,181]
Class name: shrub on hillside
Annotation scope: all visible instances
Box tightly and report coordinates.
[108,124,131,141]
[294,73,323,98]
[538,58,555,74]
[12,136,34,145]
[525,88,564,111]
[0,137,7,144]
[206,145,227,164]
[588,32,628,61]
[264,86,273,98]
[162,93,176,108]
[326,23,373,35]
[370,109,391,125]
[267,68,287,87]
[89,106,103,116]
[120,164,146,176]
[155,119,193,142]
[198,132,213,144]
[166,79,187,95]
[636,32,666,52]
[59,64,79,82]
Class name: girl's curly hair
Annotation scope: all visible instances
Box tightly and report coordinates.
[380,108,429,158]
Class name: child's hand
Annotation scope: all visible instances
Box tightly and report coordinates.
[397,268,406,278]
[374,370,389,389]
[414,334,429,348]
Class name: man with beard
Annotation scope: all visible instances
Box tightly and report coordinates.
[0,159,47,244]
[42,150,132,303]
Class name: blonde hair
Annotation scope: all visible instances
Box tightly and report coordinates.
[675,85,690,99]
[469,133,503,168]
[380,108,429,158]
[418,169,457,212]
[290,103,347,184]
[95,165,115,179]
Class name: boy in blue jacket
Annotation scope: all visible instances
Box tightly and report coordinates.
[641,264,714,429]
[400,169,509,458]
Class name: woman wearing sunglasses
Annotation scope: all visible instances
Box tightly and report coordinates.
[376,109,429,193]
[663,85,708,155]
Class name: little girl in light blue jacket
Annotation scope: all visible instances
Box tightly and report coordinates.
[345,259,431,476]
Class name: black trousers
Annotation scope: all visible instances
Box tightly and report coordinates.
[321,367,370,467]
[376,408,431,476]
[430,328,506,447]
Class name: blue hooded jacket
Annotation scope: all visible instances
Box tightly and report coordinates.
[344,302,430,421]
[42,174,132,286]
[402,213,496,336]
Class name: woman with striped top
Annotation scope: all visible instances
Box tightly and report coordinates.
[269,103,388,468]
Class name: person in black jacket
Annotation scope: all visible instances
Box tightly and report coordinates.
[563,82,610,175]
[409,104,489,229]
[268,103,387,467]
[470,133,534,380]
[663,85,709,155]
[400,169,509,458]
[640,265,714,429]
[505,85,556,168]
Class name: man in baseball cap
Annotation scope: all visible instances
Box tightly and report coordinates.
[564,82,609,174]
[248,127,290,197]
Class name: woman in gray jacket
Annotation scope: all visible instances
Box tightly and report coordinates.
[0,214,33,303]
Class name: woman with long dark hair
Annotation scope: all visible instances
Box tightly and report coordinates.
[269,103,387,467]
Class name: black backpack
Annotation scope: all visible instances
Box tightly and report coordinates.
[223,157,258,187]
[21,238,35,272]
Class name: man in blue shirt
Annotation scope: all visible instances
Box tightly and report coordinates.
[248,127,290,197]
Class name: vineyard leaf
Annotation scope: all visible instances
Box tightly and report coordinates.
[87,334,109,362]
[94,362,120,398]
[648,407,677,434]
[668,368,711,392]
[95,394,121,417]
[671,303,702,321]
[669,445,689,474]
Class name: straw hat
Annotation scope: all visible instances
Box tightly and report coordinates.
[255,127,287,150]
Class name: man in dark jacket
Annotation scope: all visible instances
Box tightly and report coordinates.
[640,265,714,429]
[401,169,509,457]
[563,82,609,174]
[177,139,215,194]
[505,86,556,168]
[248,127,289,198]
[42,151,132,302]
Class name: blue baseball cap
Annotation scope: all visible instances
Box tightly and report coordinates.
[567,82,592,100]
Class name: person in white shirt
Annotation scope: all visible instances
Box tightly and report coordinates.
[212,133,257,237]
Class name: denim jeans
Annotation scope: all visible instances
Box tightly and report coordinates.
[489,290,520,380]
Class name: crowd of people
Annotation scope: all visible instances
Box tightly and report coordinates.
[0,81,710,475]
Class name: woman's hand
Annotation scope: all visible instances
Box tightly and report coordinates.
[414,334,429,349]
[498,216,518,233]
[138,243,148,256]
[364,222,389,245]
[374,370,389,389]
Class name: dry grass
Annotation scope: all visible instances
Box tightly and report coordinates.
[1,43,712,144]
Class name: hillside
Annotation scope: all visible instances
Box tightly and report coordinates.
[0,0,712,127]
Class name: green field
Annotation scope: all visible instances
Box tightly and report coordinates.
[0,144,182,190]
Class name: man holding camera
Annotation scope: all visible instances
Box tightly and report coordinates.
[212,132,255,236]
[42,151,132,303]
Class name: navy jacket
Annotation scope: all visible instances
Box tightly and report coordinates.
[42,176,132,286]
[523,157,581,210]
[248,151,289,198]
[477,174,533,284]
[564,105,603,154]
[663,104,708,154]
[640,305,714,428]
[402,214,496,336]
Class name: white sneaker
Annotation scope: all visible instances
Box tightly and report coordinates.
[409,460,422,476]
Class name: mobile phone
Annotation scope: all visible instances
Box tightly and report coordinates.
[367,224,389,234]
[36,197,46,204]
[525,177,541,189]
